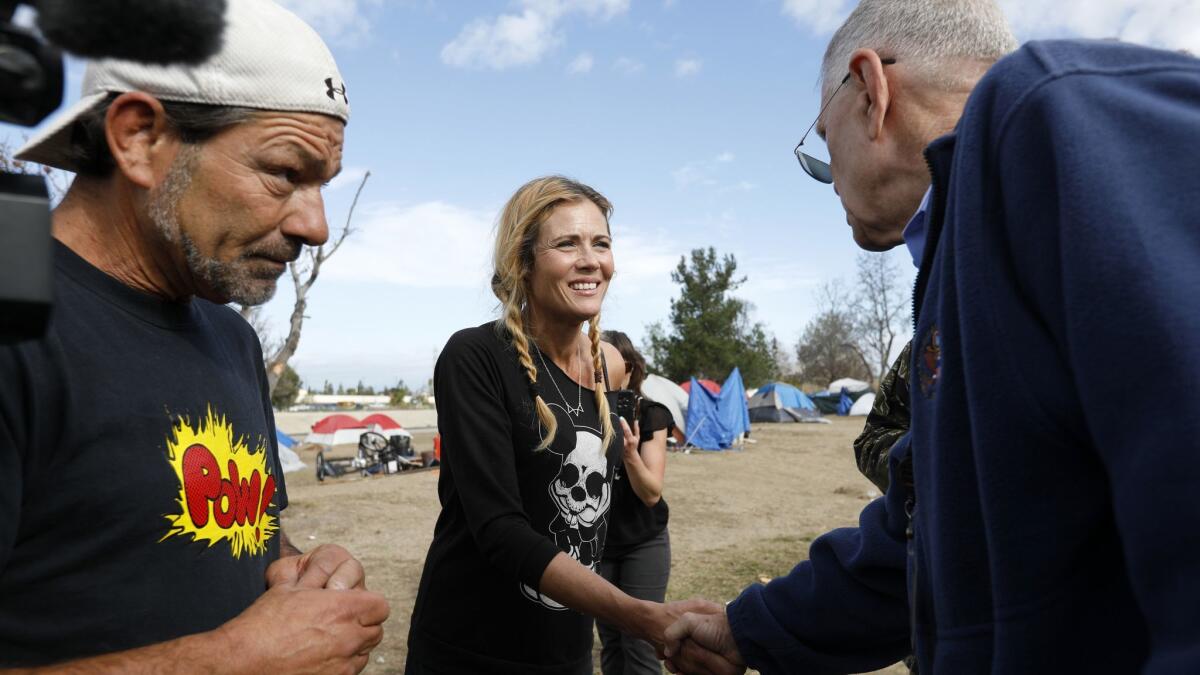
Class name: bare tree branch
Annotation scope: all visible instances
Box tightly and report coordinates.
[262,170,372,395]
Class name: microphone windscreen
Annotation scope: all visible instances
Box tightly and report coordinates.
[35,0,226,65]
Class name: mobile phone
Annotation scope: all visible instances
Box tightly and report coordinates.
[615,389,641,428]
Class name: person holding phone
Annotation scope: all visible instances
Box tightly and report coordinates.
[598,330,675,675]
[405,176,718,675]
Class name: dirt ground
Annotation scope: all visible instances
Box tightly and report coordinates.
[282,419,906,675]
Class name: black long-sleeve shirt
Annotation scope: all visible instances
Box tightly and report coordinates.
[406,322,622,674]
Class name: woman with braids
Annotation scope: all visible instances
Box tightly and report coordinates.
[405,176,717,675]
[596,330,675,675]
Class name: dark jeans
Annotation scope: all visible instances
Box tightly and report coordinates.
[597,528,671,675]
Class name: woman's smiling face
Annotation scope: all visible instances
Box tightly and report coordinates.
[526,199,614,325]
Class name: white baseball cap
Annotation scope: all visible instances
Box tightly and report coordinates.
[17,0,350,173]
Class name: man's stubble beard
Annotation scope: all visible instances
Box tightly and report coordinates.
[147,145,282,306]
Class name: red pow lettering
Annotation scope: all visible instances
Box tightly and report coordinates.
[181,444,276,530]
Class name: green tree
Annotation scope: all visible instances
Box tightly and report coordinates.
[270,365,301,410]
[645,247,780,386]
[322,380,333,395]
[389,380,412,408]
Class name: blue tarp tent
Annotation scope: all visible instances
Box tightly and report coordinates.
[836,387,854,416]
[717,367,751,440]
[685,370,751,450]
[685,377,732,450]
[753,382,816,411]
[748,382,824,423]
[274,429,306,473]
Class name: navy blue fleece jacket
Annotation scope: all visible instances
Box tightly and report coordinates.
[726,40,1200,674]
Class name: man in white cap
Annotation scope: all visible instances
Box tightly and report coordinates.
[0,0,388,670]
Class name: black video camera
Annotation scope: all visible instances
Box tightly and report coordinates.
[0,0,227,344]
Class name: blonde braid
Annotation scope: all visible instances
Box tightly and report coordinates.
[503,297,558,450]
[589,315,615,450]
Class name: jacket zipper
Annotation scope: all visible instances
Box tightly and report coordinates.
[905,144,951,673]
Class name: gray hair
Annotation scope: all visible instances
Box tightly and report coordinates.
[822,0,1018,95]
[67,93,255,177]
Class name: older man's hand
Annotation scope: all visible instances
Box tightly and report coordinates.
[662,608,746,675]
[267,543,367,591]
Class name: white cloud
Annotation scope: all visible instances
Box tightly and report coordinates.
[277,0,381,42]
[672,152,746,190]
[614,56,645,74]
[568,52,596,74]
[999,0,1200,54]
[323,201,496,288]
[325,167,371,193]
[780,0,852,34]
[442,0,631,70]
[674,58,703,77]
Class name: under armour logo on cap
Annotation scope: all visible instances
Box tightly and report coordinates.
[325,77,348,104]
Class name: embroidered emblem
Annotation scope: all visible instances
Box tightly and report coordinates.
[917,325,942,398]
[324,77,348,104]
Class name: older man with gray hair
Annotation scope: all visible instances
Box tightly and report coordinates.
[663,0,1200,673]
[0,0,388,671]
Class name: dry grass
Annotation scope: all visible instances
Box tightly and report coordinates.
[282,419,904,674]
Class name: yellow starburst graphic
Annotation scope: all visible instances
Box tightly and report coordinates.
[161,408,278,558]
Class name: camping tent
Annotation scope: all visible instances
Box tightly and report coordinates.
[849,392,876,416]
[828,378,870,394]
[684,369,750,450]
[275,429,306,473]
[837,388,854,415]
[811,387,872,414]
[306,414,413,447]
[641,374,688,432]
[684,378,731,450]
[680,379,721,395]
[715,367,751,441]
[748,382,825,423]
[361,413,403,430]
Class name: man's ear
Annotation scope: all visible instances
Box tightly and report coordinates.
[104,92,178,189]
[847,48,891,141]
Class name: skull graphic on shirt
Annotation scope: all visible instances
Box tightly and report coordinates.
[520,425,613,611]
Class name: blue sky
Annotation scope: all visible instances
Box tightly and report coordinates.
[6,0,1196,390]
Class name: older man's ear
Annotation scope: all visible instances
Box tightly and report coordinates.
[104,92,180,190]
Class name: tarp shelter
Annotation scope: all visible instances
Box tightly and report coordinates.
[680,379,721,395]
[684,378,730,450]
[837,388,854,416]
[684,369,751,450]
[715,367,751,441]
[275,429,306,473]
[811,388,872,414]
[849,392,876,416]
[641,374,688,432]
[828,378,871,394]
[748,382,825,423]
[306,414,413,447]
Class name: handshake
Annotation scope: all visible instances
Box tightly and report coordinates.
[634,599,747,675]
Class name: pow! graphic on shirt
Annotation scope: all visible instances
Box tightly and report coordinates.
[160,408,278,558]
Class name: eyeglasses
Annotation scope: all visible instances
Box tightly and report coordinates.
[794,58,896,184]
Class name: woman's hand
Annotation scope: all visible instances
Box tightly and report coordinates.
[619,417,641,466]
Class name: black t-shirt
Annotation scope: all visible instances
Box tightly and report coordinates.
[0,242,286,666]
[407,323,622,674]
[603,400,672,558]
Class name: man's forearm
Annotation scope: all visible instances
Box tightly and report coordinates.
[4,628,240,675]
